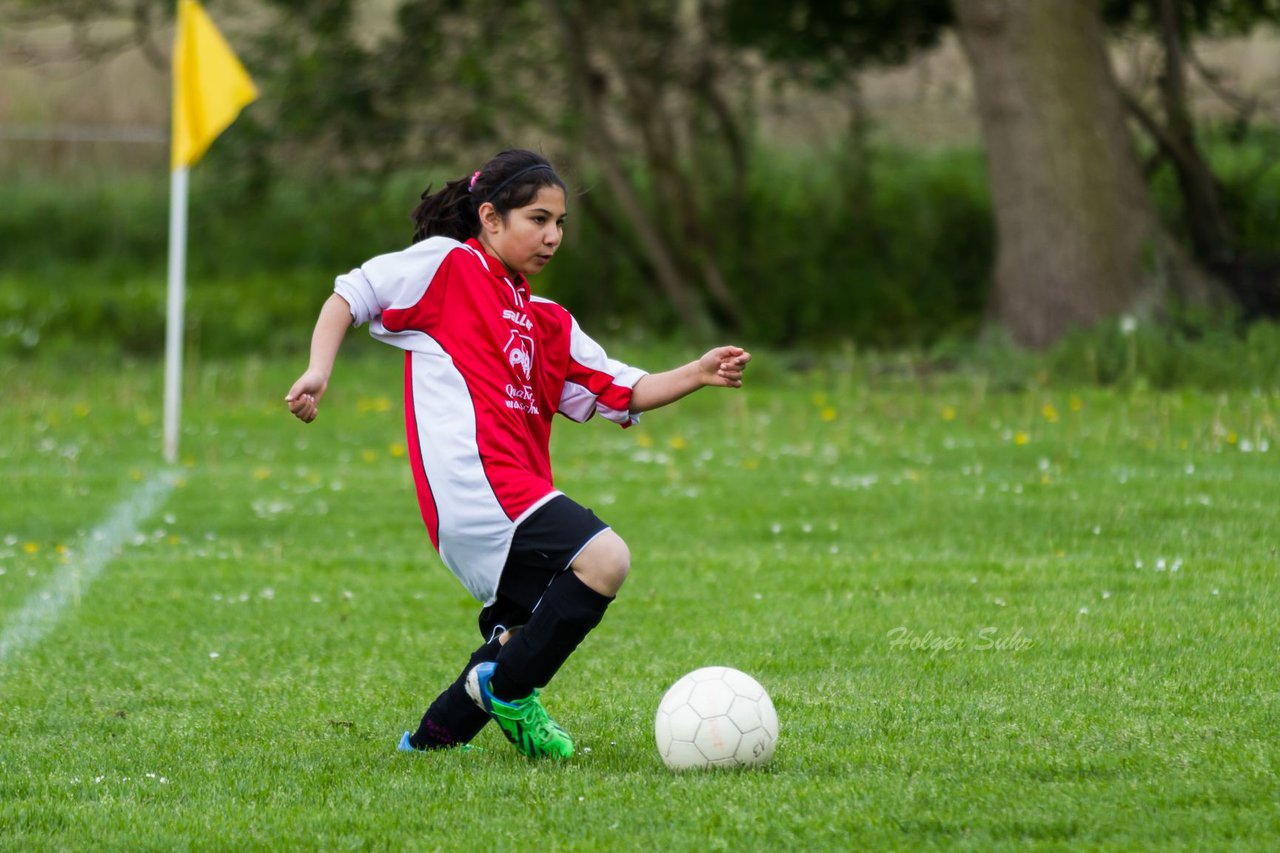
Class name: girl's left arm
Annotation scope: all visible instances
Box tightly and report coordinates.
[629,346,751,413]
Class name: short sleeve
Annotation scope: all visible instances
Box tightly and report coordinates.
[558,317,648,427]
[333,237,461,327]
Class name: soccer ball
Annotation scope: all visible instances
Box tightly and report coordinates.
[654,666,778,770]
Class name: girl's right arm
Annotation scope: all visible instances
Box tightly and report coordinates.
[285,293,355,423]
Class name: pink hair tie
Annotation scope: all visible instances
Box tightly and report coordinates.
[469,170,481,191]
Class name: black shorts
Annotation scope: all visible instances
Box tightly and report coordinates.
[477,495,609,641]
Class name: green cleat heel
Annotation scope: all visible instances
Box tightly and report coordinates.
[465,662,574,759]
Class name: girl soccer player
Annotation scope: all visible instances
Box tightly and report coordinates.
[285,149,750,759]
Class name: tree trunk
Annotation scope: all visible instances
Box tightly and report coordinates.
[1152,0,1235,266]
[952,0,1213,347]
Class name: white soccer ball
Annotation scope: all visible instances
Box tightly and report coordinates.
[654,666,778,770]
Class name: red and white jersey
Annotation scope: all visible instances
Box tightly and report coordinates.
[335,236,646,604]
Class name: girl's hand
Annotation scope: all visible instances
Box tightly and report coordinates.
[285,369,329,423]
[699,346,751,388]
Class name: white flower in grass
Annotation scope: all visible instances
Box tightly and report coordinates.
[1212,588,1220,596]
[209,652,220,659]
[770,523,782,535]
[1102,591,1112,599]
[1120,315,1137,335]
[1079,607,1089,615]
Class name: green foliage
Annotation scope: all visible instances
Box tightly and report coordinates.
[724,0,952,75]
[0,168,418,361]
[542,145,996,348]
[0,145,996,354]
[925,314,1280,392]
[3,133,1278,362]
[1049,314,1280,389]
[1147,124,1280,256]
[0,267,328,360]
[1103,0,1280,33]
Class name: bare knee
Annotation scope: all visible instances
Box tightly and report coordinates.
[571,530,630,597]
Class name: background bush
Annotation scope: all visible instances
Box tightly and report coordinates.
[2,133,1278,390]
[0,144,997,355]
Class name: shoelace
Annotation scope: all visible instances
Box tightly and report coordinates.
[515,692,562,740]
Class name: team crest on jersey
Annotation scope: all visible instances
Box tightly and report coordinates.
[504,330,535,382]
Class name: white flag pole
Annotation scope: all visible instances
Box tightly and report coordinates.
[162,165,190,465]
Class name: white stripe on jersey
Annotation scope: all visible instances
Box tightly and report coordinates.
[406,343,518,606]
[335,237,459,335]
[536,299,647,425]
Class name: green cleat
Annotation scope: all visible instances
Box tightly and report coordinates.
[465,662,574,759]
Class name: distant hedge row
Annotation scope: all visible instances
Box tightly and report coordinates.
[3,135,1279,363]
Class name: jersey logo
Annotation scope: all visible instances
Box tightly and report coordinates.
[503,309,533,330]
[504,330,535,382]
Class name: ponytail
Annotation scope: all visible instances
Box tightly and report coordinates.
[410,149,567,244]
[410,177,473,244]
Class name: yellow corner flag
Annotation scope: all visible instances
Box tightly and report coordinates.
[171,0,258,170]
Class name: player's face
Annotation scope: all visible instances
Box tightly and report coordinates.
[485,186,567,278]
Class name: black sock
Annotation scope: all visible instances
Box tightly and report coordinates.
[408,637,501,750]
[490,570,613,701]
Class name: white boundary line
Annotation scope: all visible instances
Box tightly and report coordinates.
[0,471,176,667]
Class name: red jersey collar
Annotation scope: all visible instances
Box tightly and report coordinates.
[465,238,529,294]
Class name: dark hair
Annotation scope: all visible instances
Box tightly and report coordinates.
[410,149,567,244]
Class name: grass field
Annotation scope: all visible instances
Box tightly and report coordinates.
[2,348,1278,850]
